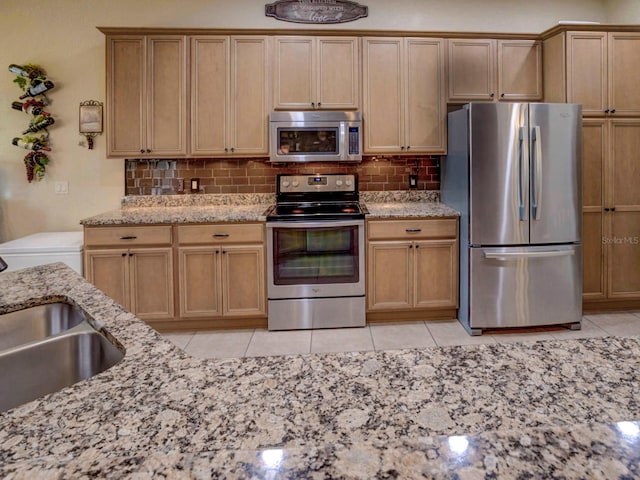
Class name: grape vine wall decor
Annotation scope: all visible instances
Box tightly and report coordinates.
[8,63,56,182]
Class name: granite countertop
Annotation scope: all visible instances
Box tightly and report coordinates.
[2,263,640,478]
[80,191,459,226]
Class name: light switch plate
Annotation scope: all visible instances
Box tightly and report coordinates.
[54,181,69,194]
[409,175,418,189]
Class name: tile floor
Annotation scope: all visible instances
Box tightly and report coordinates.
[161,312,640,360]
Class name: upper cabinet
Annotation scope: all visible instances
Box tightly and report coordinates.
[106,35,187,158]
[544,31,640,116]
[448,39,542,102]
[190,36,270,157]
[362,37,446,154]
[273,36,360,110]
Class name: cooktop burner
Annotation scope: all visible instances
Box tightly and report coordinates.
[266,173,365,222]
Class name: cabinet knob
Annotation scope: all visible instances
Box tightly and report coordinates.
[415,244,420,249]
[121,253,127,257]
[490,93,495,98]
[224,147,229,153]
[401,146,405,150]
[611,207,616,212]
[128,253,133,257]
[230,147,235,153]
[146,149,151,153]
[604,207,610,212]
[311,102,315,108]
[317,102,321,107]
[611,109,616,114]
[605,109,610,113]
[140,149,145,154]
[222,250,227,254]
[500,93,505,98]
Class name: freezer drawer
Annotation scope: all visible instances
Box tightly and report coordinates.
[469,245,582,329]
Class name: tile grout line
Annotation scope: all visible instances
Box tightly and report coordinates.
[182,332,196,351]
[424,320,441,347]
[242,329,257,358]
[368,325,378,352]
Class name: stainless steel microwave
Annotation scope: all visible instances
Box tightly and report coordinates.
[269,111,362,163]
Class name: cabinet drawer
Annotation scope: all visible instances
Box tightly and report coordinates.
[84,225,172,247]
[367,219,457,240]
[178,224,264,244]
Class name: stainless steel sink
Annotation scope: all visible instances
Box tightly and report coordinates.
[0,303,86,351]
[0,304,124,413]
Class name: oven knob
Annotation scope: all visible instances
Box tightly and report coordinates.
[282,181,290,187]
[336,180,343,186]
[292,181,299,187]
[345,180,353,186]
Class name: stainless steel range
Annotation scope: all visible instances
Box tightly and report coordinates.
[265,173,366,330]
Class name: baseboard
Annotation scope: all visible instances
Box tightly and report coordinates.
[366,308,457,323]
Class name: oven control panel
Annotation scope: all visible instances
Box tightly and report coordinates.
[278,174,356,193]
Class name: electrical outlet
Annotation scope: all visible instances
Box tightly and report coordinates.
[54,181,69,194]
[409,175,418,189]
[176,178,185,193]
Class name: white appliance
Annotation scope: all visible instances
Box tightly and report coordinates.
[0,232,84,274]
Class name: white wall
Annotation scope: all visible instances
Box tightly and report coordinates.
[606,0,640,22]
[0,0,608,241]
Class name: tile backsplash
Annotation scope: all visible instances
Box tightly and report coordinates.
[125,155,440,196]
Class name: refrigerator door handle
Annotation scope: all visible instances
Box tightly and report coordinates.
[517,127,527,221]
[483,249,575,260]
[531,125,543,220]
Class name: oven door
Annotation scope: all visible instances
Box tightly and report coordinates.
[267,219,365,299]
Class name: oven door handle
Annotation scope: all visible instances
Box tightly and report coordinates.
[267,219,364,229]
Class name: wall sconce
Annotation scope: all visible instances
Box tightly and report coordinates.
[79,100,103,149]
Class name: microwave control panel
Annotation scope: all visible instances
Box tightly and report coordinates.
[348,127,360,155]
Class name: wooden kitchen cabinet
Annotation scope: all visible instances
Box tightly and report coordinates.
[545,31,640,116]
[190,36,270,156]
[582,118,640,306]
[367,219,458,318]
[448,39,542,102]
[177,224,266,323]
[84,225,175,320]
[362,37,446,154]
[106,35,187,157]
[273,36,359,110]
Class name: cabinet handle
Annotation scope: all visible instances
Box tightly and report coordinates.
[140,149,145,154]
[213,233,230,238]
[224,147,229,153]
[604,207,610,212]
[611,207,616,212]
[215,250,219,254]
[128,253,133,257]
[611,109,616,114]
[230,147,235,153]
[409,245,413,249]
[401,146,405,150]
[121,253,127,257]
[500,93,505,98]
[222,250,227,254]
[146,149,151,153]
[311,102,315,108]
[405,228,422,233]
[119,236,138,240]
[415,244,420,249]
[490,93,495,98]
[407,146,411,150]
[317,102,321,107]
[605,109,610,114]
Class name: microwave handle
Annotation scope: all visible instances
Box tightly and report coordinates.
[339,122,347,161]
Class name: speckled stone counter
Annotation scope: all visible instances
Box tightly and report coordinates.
[81,191,458,225]
[3,264,640,478]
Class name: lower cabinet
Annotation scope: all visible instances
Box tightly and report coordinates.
[84,225,175,321]
[177,224,266,325]
[366,218,458,319]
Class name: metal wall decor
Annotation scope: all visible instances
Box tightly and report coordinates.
[79,100,103,150]
[265,0,368,24]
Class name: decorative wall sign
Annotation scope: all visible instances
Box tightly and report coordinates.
[79,100,103,150]
[265,0,368,24]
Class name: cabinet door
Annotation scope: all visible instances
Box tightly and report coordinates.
[414,240,458,308]
[107,36,145,157]
[362,38,404,153]
[367,241,412,310]
[221,245,266,317]
[582,119,607,300]
[448,39,496,101]
[146,36,187,156]
[608,33,640,116]
[178,247,222,318]
[273,36,314,109]
[497,40,542,100]
[129,248,175,320]
[190,36,229,156]
[608,119,640,298]
[230,36,270,155]
[566,32,607,116]
[317,37,359,110]
[85,250,129,308]
[405,38,446,153]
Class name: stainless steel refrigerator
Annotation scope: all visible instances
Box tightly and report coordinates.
[441,103,582,335]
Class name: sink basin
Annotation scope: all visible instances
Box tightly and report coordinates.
[0,302,86,351]
[0,324,124,413]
